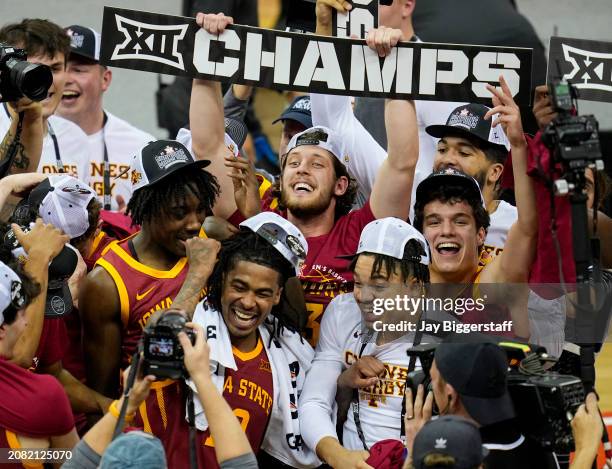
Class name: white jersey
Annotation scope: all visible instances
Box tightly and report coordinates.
[0,110,89,179]
[84,112,155,210]
[310,93,459,220]
[485,200,518,255]
[300,293,442,451]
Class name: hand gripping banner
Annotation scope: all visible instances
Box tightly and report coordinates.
[100,7,533,105]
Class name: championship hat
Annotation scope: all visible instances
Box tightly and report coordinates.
[272,95,313,129]
[426,103,510,151]
[415,168,486,208]
[434,334,515,426]
[285,125,349,167]
[28,175,96,239]
[340,217,430,265]
[65,25,101,62]
[240,212,308,275]
[130,140,210,192]
[412,416,489,469]
[0,261,27,325]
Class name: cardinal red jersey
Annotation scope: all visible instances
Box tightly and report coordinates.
[0,429,43,468]
[134,338,274,468]
[231,176,376,346]
[94,234,189,368]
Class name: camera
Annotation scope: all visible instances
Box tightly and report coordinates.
[0,43,53,102]
[142,311,196,380]
[541,79,603,170]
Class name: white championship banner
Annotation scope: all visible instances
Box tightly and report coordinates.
[100,7,533,105]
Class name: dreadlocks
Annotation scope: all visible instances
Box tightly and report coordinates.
[127,168,220,226]
[206,229,297,336]
[350,238,430,285]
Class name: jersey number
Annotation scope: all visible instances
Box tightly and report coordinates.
[305,302,324,347]
[204,408,250,447]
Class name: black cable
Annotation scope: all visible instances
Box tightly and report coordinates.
[112,351,141,440]
[187,389,198,469]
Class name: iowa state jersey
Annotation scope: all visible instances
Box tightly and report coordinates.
[134,338,274,469]
[95,235,189,368]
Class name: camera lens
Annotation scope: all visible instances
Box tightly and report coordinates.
[6,58,52,102]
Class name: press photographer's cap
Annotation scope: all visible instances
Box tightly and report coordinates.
[416,168,486,208]
[65,25,101,63]
[273,95,313,129]
[0,261,25,325]
[342,217,430,265]
[240,212,308,275]
[412,416,488,469]
[100,430,166,469]
[285,125,348,167]
[130,140,211,192]
[434,334,515,426]
[29,175,96,239]
[426,103,510,151]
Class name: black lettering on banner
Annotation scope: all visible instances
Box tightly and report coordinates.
[548,36,612,104]
[101,7,533,105]
[332,0,379,40]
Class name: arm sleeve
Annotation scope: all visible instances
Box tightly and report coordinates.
[219,452,259,469]
[60,440,100,469]
[223,87,249,122]
[310,93,387,198]
[299,295,349,451]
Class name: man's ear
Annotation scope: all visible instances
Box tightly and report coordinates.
[476,226,486,248]
[333,175,349,197]
[403,0,416,18]
[488,162,504,187]
[101,66,112,93]
[0,323,7,340]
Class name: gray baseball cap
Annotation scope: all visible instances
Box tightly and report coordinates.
[412,415,488,469]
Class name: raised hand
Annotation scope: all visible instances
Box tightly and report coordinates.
[484,75,526,149]
[365,26,403,58]
[224,155,261,219]
[195,12,234,35]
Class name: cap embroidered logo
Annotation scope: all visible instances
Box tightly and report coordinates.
[286,235,306,259]
[434,438,447,449]
[448,109,479,129]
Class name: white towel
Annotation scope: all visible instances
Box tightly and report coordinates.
[187,302,320,468]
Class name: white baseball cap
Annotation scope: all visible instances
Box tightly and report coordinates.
[285,125,349,167]
[30,175,96,239]
[353,218,430,265]
[240,212,308,275]
[0,261,26,325]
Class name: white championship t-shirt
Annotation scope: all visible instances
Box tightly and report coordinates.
[85,112,155,210]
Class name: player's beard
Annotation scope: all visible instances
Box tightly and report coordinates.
[281,185,335,219]
[473,168,488,191]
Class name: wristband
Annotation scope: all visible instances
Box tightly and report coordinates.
[108,399,136,423]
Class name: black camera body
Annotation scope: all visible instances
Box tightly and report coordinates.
[541,79,602,167]
[507,372,584,453]
[142,312,196,380]
[0,43,53,102]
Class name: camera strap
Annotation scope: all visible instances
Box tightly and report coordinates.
[101,112,111,210]
[47,121,66,173]
[351,326,422,450]
[186,389,198,469]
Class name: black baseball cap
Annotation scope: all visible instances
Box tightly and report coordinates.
[272,95,312,129]
[434,334,515,426]
[65,25,101,63]
[130,140,210,192]
[412,416,488,469]
[426,103,510,151]
[416,168,485,207]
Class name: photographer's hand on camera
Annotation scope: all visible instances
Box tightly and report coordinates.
[533,85,558,131]
[12,217,69,261]
[569,392,604,469]
[179,322,210,383]
[404,384,434,455]
[338,355,386,389]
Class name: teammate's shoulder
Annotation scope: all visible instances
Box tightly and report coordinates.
[324,293,361,323]
[48,115,88,139]
[105,111,156,143]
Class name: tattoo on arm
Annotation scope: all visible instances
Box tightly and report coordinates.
[173,272,206,319]
[0,129,30,171]
[11,142,29,169]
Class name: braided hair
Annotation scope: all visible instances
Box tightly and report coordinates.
[127,168,220,226]
[206,229,297,339]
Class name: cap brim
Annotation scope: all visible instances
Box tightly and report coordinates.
[144,159,211,189]
[272,111,312,129]
[426,124,507,151]
[68,50,99,63]
[45,281,73,317]
[416,173,482,205]
[461,390,515,426]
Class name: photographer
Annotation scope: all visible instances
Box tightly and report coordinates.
[405,335,558,468]
[568,392,604,469]
[0,260,78,467]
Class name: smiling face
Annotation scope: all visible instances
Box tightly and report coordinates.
[27,51,66,120]
[280,146,347,219]
[58,58,110,128]
[147,191,208,257]
[221,260,282,346]
[422,199,485,283]
[433,137,501,195]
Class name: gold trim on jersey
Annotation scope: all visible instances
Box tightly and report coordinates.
[97,258,130,328]
[232,338,264,362]
[87,231,107,258]
[107,242,188,279]
[138,401,152,434]
[5,430,44,469]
